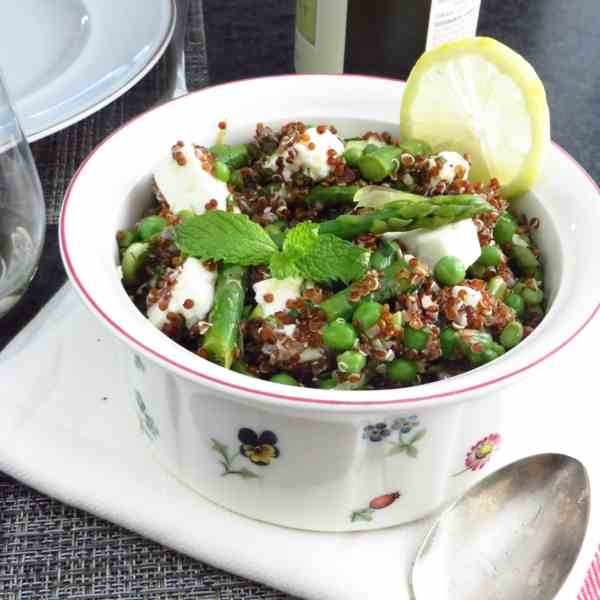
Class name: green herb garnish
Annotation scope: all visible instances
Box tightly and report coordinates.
[174,211,370,284]
[174,211,277,266]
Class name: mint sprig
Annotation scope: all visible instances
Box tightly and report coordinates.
[174,211,277,266]
[174,211,370,283]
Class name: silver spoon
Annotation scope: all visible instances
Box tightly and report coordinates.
[410,454,590,600]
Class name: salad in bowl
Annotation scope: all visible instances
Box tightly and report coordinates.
[117,121,546,391]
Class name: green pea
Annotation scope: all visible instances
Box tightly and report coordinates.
[343,146,364,167]
[322,320,358,352]
[527,304,545,320]
[434,256,466,286]
[478,345,505,365]
[213,160,231,182]
[468,263,487,279]
[137,216,167,241]
[505,292,525,318]
[500,321,524,349]
[511,245,539,272]
[404,325,429,351]
[469,342,504,366]
[122,242,149,285]
[486,276,508,300]
[521,286,544,305]
[440,326,459,358]
[337,351,367,374]
[512,282,526,296]
[319,377,339,390]
[478,244,503,267]
[494,213,517,245]
[177,209,195,221]
[387,358,418,384]
[533,268,544,284]
[232,361,256,377]
[117,229,137,249]
[353,301,383,331]
[270,373,298,386]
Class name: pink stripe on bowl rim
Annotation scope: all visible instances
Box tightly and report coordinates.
[59,74,600,407]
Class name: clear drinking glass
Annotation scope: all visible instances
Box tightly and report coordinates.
[0,69,45,318]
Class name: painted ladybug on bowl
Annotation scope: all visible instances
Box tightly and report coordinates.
[369,491,401,510]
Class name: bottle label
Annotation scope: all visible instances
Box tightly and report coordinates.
[296,0,317,46]
[426,0,481,50]
[294,0,349,73]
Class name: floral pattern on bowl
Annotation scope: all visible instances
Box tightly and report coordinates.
[363,415,427,458]
[211,428,280,479]
[135,390,159,440]
[134,354,145,373]
[453,433,502,476]
[351,492,401,523]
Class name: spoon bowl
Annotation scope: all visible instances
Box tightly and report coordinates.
[410,454,590,600]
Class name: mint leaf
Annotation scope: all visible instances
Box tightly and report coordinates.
[282,221,319,259]
[269,251,300,279]
[295,235,370,284]
[174,211,277,265]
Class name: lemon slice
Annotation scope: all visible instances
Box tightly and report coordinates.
[400,37,550,198]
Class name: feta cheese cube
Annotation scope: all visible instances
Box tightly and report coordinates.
[153,143,229,215]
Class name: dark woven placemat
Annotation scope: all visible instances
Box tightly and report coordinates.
[0,477,292,600]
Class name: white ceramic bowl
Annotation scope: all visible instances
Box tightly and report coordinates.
[60,75,600,531]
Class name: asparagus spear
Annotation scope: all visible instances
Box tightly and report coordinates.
[358,139,433,182]
[397,138,432,157]
[305,185,360,207]
[202,264,247,368]
[320,259,419,321]
[208,144,251,169]
[318,194,493,240]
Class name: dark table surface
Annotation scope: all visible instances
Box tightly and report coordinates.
[1,0,599,597]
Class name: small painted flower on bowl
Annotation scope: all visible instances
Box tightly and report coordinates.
[362,422,391,442]
[391,415,420,434]
[238,428,280,466]
[465,433,502,471]
[453,432,502,477]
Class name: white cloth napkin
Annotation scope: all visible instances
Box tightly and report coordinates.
[0,283,597,600]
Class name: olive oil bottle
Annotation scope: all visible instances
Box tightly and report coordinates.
[295,0,481,78]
